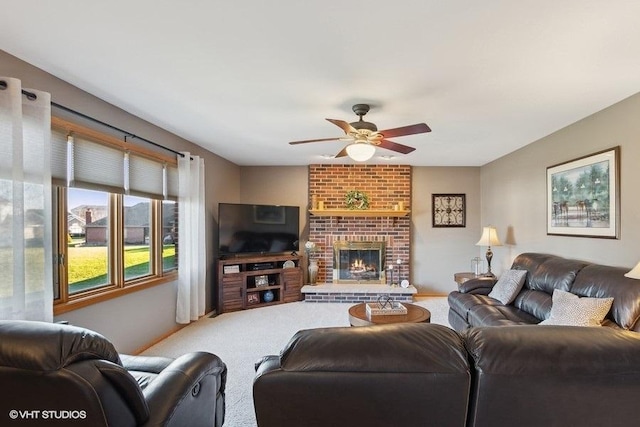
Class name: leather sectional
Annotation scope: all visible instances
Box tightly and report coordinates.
[254,322,640,427]
[254,252,640,427]
[448,252,640,331]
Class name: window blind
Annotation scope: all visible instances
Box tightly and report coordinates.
[51,127,179,199]
[129,152,163,198]
[50,129,67,185]
[73,136,125,193]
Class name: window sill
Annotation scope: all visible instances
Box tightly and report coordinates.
[54,272,177,315]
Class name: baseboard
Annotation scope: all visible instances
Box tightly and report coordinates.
[131,323,188,355]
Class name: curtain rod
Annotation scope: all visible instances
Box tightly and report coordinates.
[0,79,187,159]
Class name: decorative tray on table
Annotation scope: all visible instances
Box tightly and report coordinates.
[366,296,408,316]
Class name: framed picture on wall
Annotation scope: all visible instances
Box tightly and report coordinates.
[546,146,620,238]
[432,194,466,227]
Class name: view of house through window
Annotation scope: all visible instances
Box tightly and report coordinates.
[60,187,178,305]
[67,188,110,295]
[123,194,152,281]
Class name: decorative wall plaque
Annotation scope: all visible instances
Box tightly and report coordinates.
[432,194,466,227]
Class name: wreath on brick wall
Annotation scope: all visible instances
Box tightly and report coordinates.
[345,190,370,210]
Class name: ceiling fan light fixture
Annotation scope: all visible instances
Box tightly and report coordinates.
[346,143,375,162]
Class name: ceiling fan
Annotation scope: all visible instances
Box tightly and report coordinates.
[289,104,431,161]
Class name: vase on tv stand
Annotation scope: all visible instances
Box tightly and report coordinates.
[308,259,319,285]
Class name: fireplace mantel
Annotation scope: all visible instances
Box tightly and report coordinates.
[309,209,410,218]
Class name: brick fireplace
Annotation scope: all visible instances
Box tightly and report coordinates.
[304,164,414,302]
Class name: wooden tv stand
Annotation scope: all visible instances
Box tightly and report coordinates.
[217,253,303,314]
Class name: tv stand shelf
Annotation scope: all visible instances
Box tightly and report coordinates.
[217,254,303,314]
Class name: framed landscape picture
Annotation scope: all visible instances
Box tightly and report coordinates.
[547,146,620,238]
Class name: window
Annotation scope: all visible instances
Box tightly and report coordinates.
[51,118,179,314]
[123,194,152,281]
[162,200,178,272]
[67,188,110,295]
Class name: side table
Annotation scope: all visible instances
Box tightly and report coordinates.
[454,272,478,287]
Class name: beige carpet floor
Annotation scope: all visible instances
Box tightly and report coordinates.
[142,297,451,427]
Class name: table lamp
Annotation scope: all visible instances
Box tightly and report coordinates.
[476,226,502,277]
[625,261,640,279]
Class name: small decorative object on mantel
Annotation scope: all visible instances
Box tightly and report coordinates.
[366,295,408,316]
[345,190,370,210]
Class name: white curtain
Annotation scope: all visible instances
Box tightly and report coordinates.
[0,77,53,321]
[176,152,206,324]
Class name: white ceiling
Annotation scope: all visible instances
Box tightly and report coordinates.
[3,1,640,166]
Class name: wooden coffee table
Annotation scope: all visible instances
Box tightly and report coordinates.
[348,302,431,327]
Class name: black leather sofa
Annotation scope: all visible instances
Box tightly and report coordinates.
[0,320,227,427]
[254,322,640,427]
[448,252,640,332]
[254,253,640,426]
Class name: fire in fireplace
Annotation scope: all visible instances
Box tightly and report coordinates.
[333,241,386,284]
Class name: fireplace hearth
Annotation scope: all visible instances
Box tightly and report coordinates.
[333,241,385,284]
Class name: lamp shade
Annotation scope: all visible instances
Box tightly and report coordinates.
[625,261,640,279]
[476,226,502,247]
[346,143,375,162]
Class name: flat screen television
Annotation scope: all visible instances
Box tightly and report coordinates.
[218,203,300,257]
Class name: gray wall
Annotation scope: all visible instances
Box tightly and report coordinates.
[2,50,240,353]
[6,46,638,352]
[238,166,310,237]
[481,92,640,275]
[411,167,481,294]
[236,165,482,295]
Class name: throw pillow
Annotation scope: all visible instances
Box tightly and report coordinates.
[539,289,613,327]
[488,269,527,305]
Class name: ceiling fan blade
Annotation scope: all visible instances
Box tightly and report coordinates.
[335,147,349,158]
[326,118,357,135]
[378,123,431,139]
[289,137,340,145]
[378,139,416,155]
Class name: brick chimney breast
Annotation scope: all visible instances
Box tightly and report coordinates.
[308,164,411,284]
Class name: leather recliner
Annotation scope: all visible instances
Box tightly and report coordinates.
[0,320,227,427]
